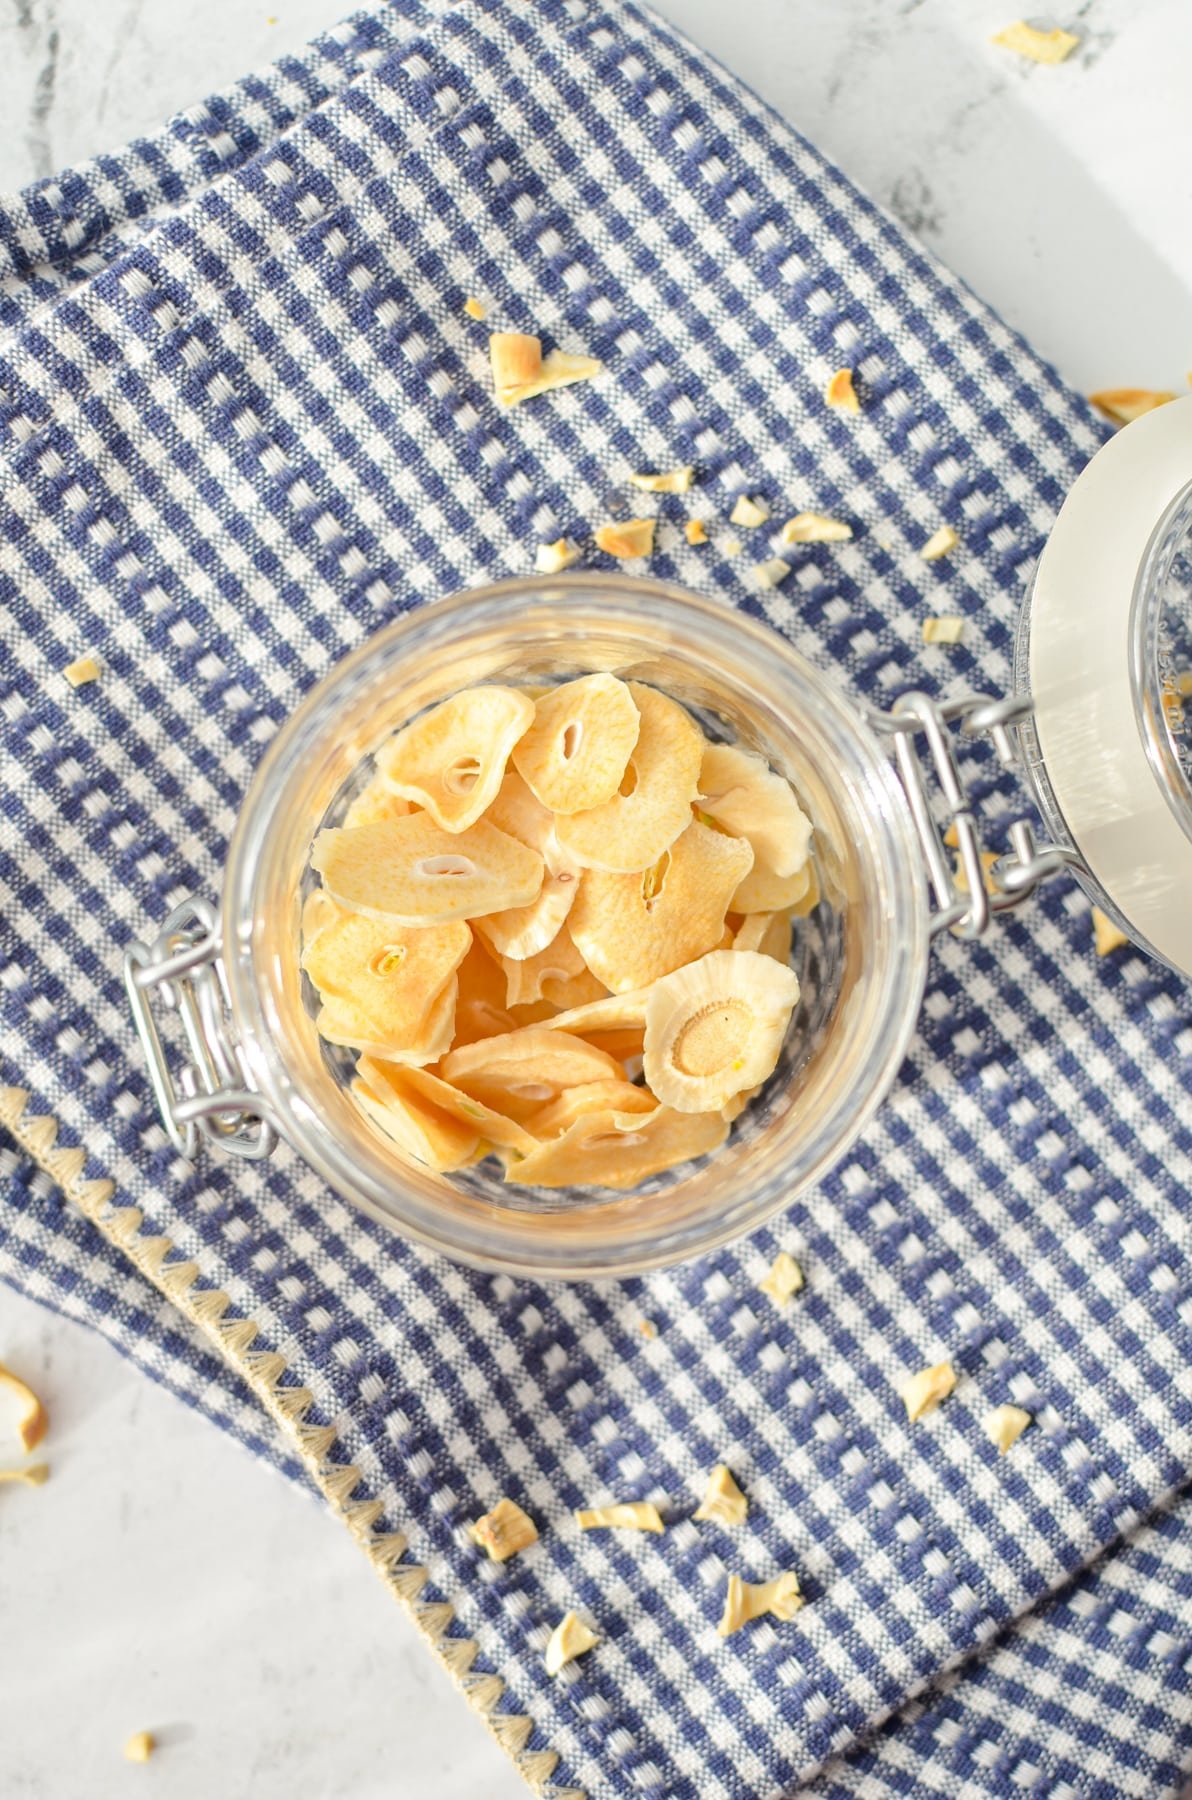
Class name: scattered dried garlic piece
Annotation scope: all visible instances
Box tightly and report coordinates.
[920,524,960,561]
[124,1732,155,1764]
[639,1319,659,1339]
[984,1404,1032,1455]
[1092,906,1128,956]
[470,1496,539,1561]
[463,296,487,320]
[0,1363,48,1452]
[0,1462,49,1486]
[545,1610,600,1675]
[575,1500,664,1533]
[901,1361,957,1422]
[991,21,1080,63]
[489,332,602,406]
[953,847,1000,898]
[684,519,709,545]
[780,513,852,545]
[630,467,693,493]
[535,537,582,575]
[922,616,965,645]
[1089,388,1176,427]
[752,557,790,589]
[825,368,860,413]
[594,518,656,560]
[758,1250,804,1307]
[693,1464,748,1526]
[717,1571,802,1637]
[730,495,770,529]
[63,654,101,688]
[722,536,743,556]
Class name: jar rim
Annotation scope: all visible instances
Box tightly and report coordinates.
[222,574,929,1277]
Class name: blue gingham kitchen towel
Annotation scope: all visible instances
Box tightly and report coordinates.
[4,3,1192,1795]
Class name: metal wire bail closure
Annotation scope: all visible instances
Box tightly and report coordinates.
[866,690,1079,938]
[123,896,279,1161]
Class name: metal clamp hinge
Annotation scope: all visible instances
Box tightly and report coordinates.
[124,896,279,1161]
[867,690,1083,939]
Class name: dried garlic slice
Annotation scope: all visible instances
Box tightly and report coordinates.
[920,524,960,562]
[543,991,650,1035]
[717,1571,803,1636]
[698,744,813,882]
[901,1361,957,1422]
[535,537,582,575]
[780,512,852,545]
[441,1026,621,1124]
[693,1465,748,1526]
[991,20,1079,63]
[554,682,704,874]
[301,898,470,1052]
[374,686,534,833]
[575,1501,664,1533]
[320,974,458,1066]
[123,1732,156,1764]
[643,949,799,1114]
[629,467,693,493]
[525,1079,656,1139]
[922,616,965,644]
[685,519,709,545]
[510,1103,726,1189]
[353,1061,483,1171]
[730,856,812,916]
[570,820,753,994]
[513,673,641,816]
[450,938,518,1047]
[758,1250,804,1306]
[1089,388,1176,426]
[984,1404,1032,1455]
[545,1611,599,1676]
[732,911,792,966]
[594,518,656,560]
[313,814,543,925]
[496,925,588,1006]
[470,1496,539,1560]
[361,1059,536,1156]
[730,495,770,528]
[473,859,581,961]
[0,1363,48,1453]
[1092,906,1128,956]
[825,367,860,413]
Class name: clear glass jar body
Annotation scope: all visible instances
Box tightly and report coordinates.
[221,575,929,1278]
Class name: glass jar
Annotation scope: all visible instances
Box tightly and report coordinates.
[125,397,1192,1277]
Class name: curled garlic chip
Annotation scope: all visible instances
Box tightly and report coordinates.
[629,467,693,493]
[543,990,650,1035]
[643,950,799,1114]
[374,685,534,833]
[698,743,813,882]
[717,1571,802,1637]
[825,367,860,413]
[752,557,790,589]
[991,20,1079,63]
[63,654,101,687]
[594,518,656,560]
[495,925,587,1006]
[526,1079,655,1139]
[984,1404,1032,1455]
[575,1501,664,1533]
[758,1250,804,1307]
[1089,388,1176,427]
[124,1732,155,1764]
[922,616,965,644]
[920,525,960,562]
[685,519,709,545]
[545,1610,600,1676]
[780,513,853,545]
[730,495,770,528]
[901,1361,957,1422]
[470,1496,539,1561]
[362,1058,535,1156]
[0,1363,48,1452]
[354,1057,483,1173]
[1092,906,1128,956]
[693,1465,748,1526]
[0,1462,49,1487]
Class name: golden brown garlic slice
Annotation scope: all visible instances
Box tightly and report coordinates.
[312,815,543,926]
[374,686,534,833]
[554,683,704,874]
[513,674,641,816]
[510,1104,726,1189]
[441,1027,621,1125]
[697,743,813,882]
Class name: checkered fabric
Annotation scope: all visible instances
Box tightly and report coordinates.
[3,2,1192,1794]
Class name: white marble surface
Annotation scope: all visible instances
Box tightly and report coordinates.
[0,2,1189,1796]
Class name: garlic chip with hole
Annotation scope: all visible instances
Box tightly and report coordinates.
[374,686,534,833]
[301,896,470,1057]
[441,1026,621,1124]
[698,743,813,882]
[312,814,543,926]
[525,1079,655,1139]
[513,674,641,816]
[553,682,704,874]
